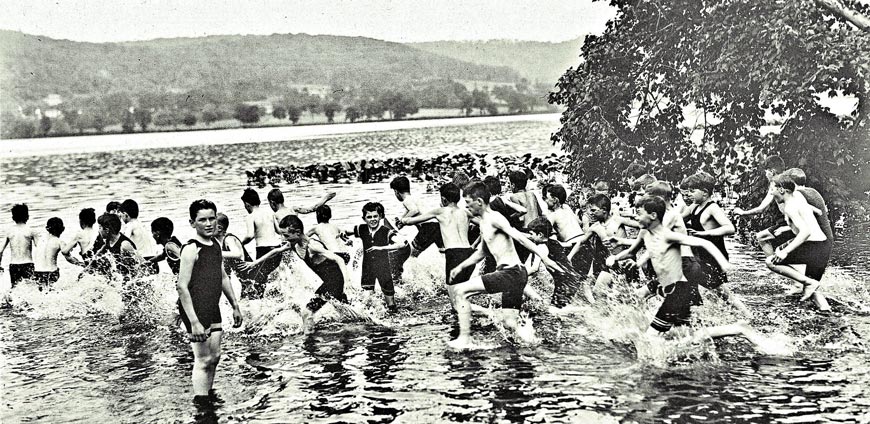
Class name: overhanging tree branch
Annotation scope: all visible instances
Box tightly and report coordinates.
[815,0,870,31]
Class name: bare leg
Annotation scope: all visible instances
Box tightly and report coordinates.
[812,292,831,312]
[715,287,752,318]
[756,230,775,256]
[693,322,787,355]
[191,330,223,396]
[447,277,488,349]
[523,284,543,303]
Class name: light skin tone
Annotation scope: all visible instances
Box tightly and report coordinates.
[96,224,143,267]
[344,210,405,307]
[146,230,181,266]
[176,208,242,397]
[544,193,584,243]
[271,192,337,224]
[241,200,282,247]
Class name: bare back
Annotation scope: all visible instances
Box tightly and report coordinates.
[34,234,62,272]
[436,206,471,249]
[643,227,685,285]
[3,224,36,264]
[312,223,346,252]
[250,207,282,247]
[480,210,521,267]
[548,206,583,242]
[783,196,826,242]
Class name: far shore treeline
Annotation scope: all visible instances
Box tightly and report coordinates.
[0,30,566,139]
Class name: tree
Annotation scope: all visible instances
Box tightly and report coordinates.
[272,106,287,120]
[39,115,52,136]
[134,108,152,131]
[154,110,180,128]
[182,113,197,127]
[549,0,870,214]
[287,105,302,124]
[459,93,474,116]
[323,101,342,123]
[471,89,493,115]
[233,104,260,125]
[345,106,361,123]
[121,111,135,133]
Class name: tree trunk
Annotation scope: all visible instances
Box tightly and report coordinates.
[815,0,870,31]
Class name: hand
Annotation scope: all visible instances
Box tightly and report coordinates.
[543,257,564,273]
[733,208,746,216]
[189,322,209,343]
[232,307,243,328]
[394,217,405,230]
[239,261,257,272]
[605,256,616,268]
[720,262,734,274]
[448,267,461,283]
[686,228,701,236]
[773,249,788,264]
[365,246,383,253]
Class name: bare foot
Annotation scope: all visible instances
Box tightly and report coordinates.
[583,286,596,304]
[784,285,803,297]
[800,281,821,302]
[447,336,473,350]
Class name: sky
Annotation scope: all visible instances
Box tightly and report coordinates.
[0,0,616,43]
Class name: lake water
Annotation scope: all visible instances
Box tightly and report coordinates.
[1,118,869,423]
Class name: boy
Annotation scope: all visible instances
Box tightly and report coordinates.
[34,217,66,290]
[306,205,351,263]
[606,196,781,353]
[240,188,283,298]
[93,213,142,277]
[544,184,584,244]
[89,202,122,256]
[508,170,543,230]
[0,204,38,287]
[680,174,751,316]
[267,188,336,223]
[391,176,443,257]
[525,217,580,308]
[765,174,831,308]
[176,199,242,406]
[400,183,474,298]
[62,207,98,266]
[348,202,407,311]
[148,217,183,275]
[447,182,563,349]
[119,199,159,274]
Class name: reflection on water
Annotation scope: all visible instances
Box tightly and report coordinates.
[1,121,869,423]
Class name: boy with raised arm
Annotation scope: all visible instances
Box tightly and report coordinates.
[606,196,781,353]
[447,182,563,349]
[0,204,37,287]
[391,176,444,257]
[765,174,832,309]
[62,208,98,266]
[267,188,336,223]
[733,156,796,255]
[176,199,242,406]
[240,188,283,298]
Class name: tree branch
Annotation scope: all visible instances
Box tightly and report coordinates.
[815,0,870,32]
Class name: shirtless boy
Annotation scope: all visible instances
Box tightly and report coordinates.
[0,204,37,287]
[62,208,98,266]
[306,205,351,264]
[34,217,66,290]
[447,182,563,349]
[176,199,242,406]
[119,199,159,274]
[391,176,443,257]
[267,188,336,223]
[240,188,283,298]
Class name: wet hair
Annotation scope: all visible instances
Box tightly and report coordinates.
[679,174,697,192]
[784,168,807,186]
[278,214,304,233]
[267,188,284,204]
[440,183,461,204]
[452,171,470,190]
[762,155,785,173]
[688,172,716,195]
[11,204,29,224]
[645,181,674,201]
[632,174,657,191]
[592,181,610,192]
[46,217,64,237]
[120,199,139,219]
[216,213,229,230]
[508,170,528,190]
[315,205,332,223]
[151,217,174,237]
[483,175,502,196]
[527,217,553,237]
[586,193,612,216]
[241,188,260,206]
[637,195,666,222]
[106,201,121,213]
[362,202,383,218]
[189,199,217,220]
[98,213,122,234]
[772,174,796,192]
[546,184,567,205]
[79,208,96,227]
[463,181,491,204]
[623,162,647,181]
[389,176,411,193]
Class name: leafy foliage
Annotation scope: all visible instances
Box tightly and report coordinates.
[550,0,870,213]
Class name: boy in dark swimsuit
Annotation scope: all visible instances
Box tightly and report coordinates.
[148,217,183,275]
[176,199,242,406]
[345,202,407,312]
[525,217,580,309]
[0,204,37,287]
[92,213,142,278]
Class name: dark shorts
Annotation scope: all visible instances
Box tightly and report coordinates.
[178,300,223,334]
[336,252,351,264]
[244,245,283,298]
[412,222,444,252]
[763,224,795,249]
[9,263,34,287]
[35,270,59,289]
[550,271,579,308]
[362,255,396,296]
[388,243,411,283]
[481,264,528,310]
[308,260,349,313]
[650,280,700,333]
[444,247,475,285]
[779,240,832,281]
[682,256,727,290]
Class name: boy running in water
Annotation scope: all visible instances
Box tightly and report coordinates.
[391,176,444,257]
[606,196,781,353]
[681,173,752,316]
[119,199,159,274]
[0,204,37,287]
[347,202,407,311]
[176,199,242,406]
[240,188,283,298]
[508,170,544,263]
[448,182,563,349]
[93,213,142,277]
[267,188,336,223]
[33,217,66,290]
[148,217,183,275]
[62,208,98,266]
[525,217,580,308]
[306,205,351,264]
[765,174,832,309]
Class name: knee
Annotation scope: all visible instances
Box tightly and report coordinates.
[196,352,220,368]
[764,256,776,269]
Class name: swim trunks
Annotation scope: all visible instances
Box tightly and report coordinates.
[411,221,444,252]
[177,239,224,333]
[444,247,474,285]
[303,240,348,312]
[650,280,699,332]
[34,269,59,290]
[779,240,832,281]
[481,264,528,310]
[336,252,351,264]
[9,263,34,287]
[682,255,727,290]
[763,221,794,249]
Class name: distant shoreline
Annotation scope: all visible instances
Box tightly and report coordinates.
[0,112,561,159]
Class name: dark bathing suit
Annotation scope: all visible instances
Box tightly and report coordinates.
[355,224,397,296]
[165,236,183,275]
[9,263,35,287]
[300,239,348,312]
[104,233,138,277]
[544,238,579,308]
[34,269,59,290]
[649,279,699,333]
[178,238,224,333]
[444,247,475,285]
[685,202,729,290]
[221,233,255,297]
[481,264,528,310]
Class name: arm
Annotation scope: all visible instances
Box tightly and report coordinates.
[665,230,731,271]
[294,192,336,214]
[61,232,80,255]
[305,227,317,237]
[222,236,245,260]
[400,198,421,220]
[241,215,256,245]
[176,245,208,341]
[401,208,441,226]
[775,209,811,260]
[310,242,353,286]
[365,234,407,252]
[240,243,290,270]
[0,235,8,266]
[525,244,546,275]
[220,262,243,328]
[121,241,143,264]
[735,192,774,216]
[691,205,736,237]
[606,231,645,266]
[493,218,565,273]
[449,242,488,283]
[502,197,527,215]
